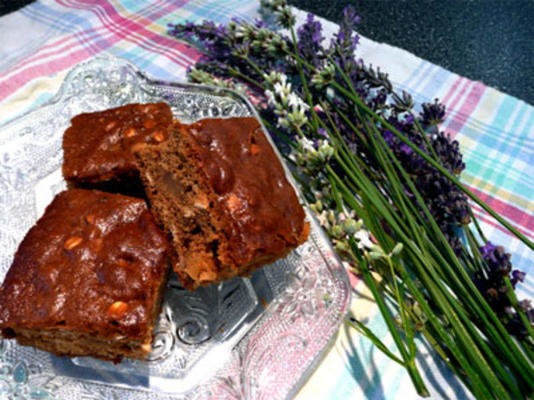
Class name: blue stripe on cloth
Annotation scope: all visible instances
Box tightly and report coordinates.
[19,1,111,57]
[179,0,256,24]
[21,1,87,33]
[407,62,437,96]
[417,63,454,103]
[330,312,392,400]
[393,76,534,157]
[394,59,427,90]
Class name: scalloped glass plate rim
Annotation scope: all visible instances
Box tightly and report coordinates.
[0,55,352,400]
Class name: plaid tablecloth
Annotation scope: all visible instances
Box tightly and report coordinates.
[0,1,532,399]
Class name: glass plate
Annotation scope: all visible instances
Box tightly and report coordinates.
[0,56,351,400]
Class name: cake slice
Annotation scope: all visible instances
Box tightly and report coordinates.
[133,117,309,289]
[0,189,170,362]
[62,102,173,189]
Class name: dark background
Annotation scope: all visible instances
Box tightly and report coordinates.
[287,0,534,106]
[2,0,534,105]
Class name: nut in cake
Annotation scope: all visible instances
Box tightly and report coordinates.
[0,189,171,362]
[133,117,310,289]
[62,102,173,187]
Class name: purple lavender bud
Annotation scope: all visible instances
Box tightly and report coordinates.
[342,5,361,26]
[254,18,267,28]
[480,241,497,258]
[297,13,324,68]
[511,270,526,288]
[420,99,446,126]
[329,6,360,72]
[383,130,395,147]
[404,114,414,124]
[400,143,413,156]
[480,242,512,276]
[518,299,532,312]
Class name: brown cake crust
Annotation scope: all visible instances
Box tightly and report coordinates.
[62,102,173,185]
[134,117,309,288]
[0,189,171,361]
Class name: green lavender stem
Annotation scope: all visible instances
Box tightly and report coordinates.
[284,46,533,250]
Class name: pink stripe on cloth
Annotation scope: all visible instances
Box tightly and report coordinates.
[445,78,472,113]
[60,0,197,65]
[0,27,99,79]
[440,76,466,106]
[128,0,180,26]
[1,0,166,77]
[348,270,360,288]
[446,82,487,138]
[0,45,94,102]
[0,28,107,80]
[468,186,534,239]
[437,75,487,139]
[0,0,202,102]
[472,205,534,241]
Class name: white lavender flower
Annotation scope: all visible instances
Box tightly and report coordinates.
[274,80,292,100]
[282,108,307,129]
[260,0,295,28]
[265,34,288,54]
[227,20,238,35]
[235,23,255,40]
[251,28,272,52]
[311,63,335,89]
[317,141,334,161]
[390,242,404,256]
[368,244,386,260]
[265,73,309,129]
[343,218,363,235]
[263,71,285,86]
[287,92,309,111]
[187,68,246,94]
[354,229,373,249]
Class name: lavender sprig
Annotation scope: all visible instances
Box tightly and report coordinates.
[168,5,534,398]
[297,13,324,68]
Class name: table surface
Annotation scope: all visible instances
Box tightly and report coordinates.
[290,0,534,105]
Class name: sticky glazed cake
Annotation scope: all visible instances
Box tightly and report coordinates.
[62,102,173,187]
[134,116,310,289]
[0,189,171,362]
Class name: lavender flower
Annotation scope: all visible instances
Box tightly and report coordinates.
[169,10,469,249]
[169,20,230,59]
[421,99,446,126]
[480,242,512,275]
[329,5,360,75]
[361,65,392,92]
[311,63,335,89]
[431,131,466,175]
[471,241,532,338]
[265,73,309,130]
[511,269,526,288]
[260,0,295,28]
[392,91,415,113]
[167,3,532,346]
[505,301,534,339]
[297,13,324,68]
[369,88,388,110]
